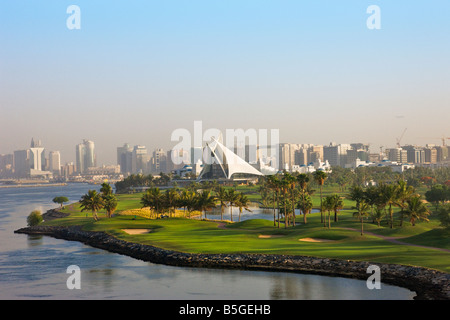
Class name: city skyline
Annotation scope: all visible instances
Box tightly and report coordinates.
[1,1,450,165]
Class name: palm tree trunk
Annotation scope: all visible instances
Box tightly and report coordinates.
[361,218,364,235]
[328,210,331,229]
[292,193,296,226]
[320,186,323,224]
[273,193,276,226]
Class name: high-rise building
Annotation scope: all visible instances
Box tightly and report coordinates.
[48,151,61,176]
[117,143,133,174]
[29,138,45,173]
[424,147,437,164]
[132,145,149,174]
[76,139,96,173]
[386,148,408,163]
[150,148,167,173]
[0,154,14,178]
[436,146,448,162]
[323,143,351,167]
[13,150,29,178]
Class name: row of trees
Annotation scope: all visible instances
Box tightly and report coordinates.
[79,182,118,220]
[260,170,329,228]
[114,173,172,193]
[140,187,251,222]
[259,170,433,232]
[348,180,430,234]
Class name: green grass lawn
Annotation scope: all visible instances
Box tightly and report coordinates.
[46,196,450,273]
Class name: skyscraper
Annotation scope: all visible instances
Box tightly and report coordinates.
[117,143,133,174]
[48,151,61,176]
[76,139,96,173]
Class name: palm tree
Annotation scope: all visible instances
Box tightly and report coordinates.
[99,182,116,218]
[216,187,228,221]
[395,179,415,227]
[141,187,164,215]
[179,189,197,218]
[164,188,179,217]
[353,200,370,235]
[329,194,344,222]
[286,172,298,226]
[103,193,118,218]
[226,188,239,222]
[313,170,327,225]
[405,195,430,226]
[370,206,385,227]
[297,193,313,224]
[100,182,113,196]
[280,173,291,228]
[195,190,216,219]
[347,185,365,212]
[236,193,252,222]
[79,190,104,221]
[379,183,398,228]
[297,173,310,195]
[323,195,333,229]
[267,175,280,227]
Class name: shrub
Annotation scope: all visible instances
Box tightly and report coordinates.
[27,210,43,226]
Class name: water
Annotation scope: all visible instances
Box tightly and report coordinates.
[0,183,416,300]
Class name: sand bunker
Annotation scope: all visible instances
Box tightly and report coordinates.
[258,234,284,239]
[299,237,335,243]
[122,229,152,235]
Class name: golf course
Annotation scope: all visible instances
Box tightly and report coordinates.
[39,183,450,274]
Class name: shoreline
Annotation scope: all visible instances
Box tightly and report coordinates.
[14,225,450,300]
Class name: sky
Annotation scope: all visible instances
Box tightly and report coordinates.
[1,1,449,165]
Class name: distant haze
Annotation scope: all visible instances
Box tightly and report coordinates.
[1,1,449,165]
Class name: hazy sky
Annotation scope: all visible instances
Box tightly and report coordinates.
[1,1,449,165]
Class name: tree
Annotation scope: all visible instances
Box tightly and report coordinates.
[353,200,370,235]
[195,190,216,219]
[323,195,333,229]
[27,210,43,226]
[378,183,398,228]
[100,182,113,196]
[52,196,69,209]
[370,206,385,227]
[103,194,118,218]
[329,194,344,222]
[297,193,313,224]
[100,182,116,218]
[163,188,179,217]
[347,185,365,212]
[425,184,449,212]
[437,203,450,230]
[236,193,252,222]
[79,190,104,221]
[179,189,196,218]
[404,196,430,226]
[226,188,239,222]
[266,175,281,227]
[216,187,228,221]
[395,179,415,226]
[313,170,327,225]
[141,187,164,215]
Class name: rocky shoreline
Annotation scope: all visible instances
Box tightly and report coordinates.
[14,225,450,300]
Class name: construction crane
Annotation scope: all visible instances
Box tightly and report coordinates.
[396,128,407,148]
[418,136,450,146]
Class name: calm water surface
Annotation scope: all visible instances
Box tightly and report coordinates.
[0,183,415,300]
